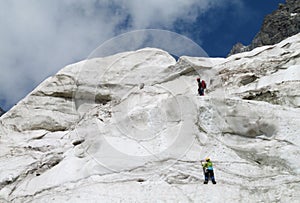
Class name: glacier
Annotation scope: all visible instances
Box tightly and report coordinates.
[0,34,300,202]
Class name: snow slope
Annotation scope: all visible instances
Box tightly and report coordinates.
[0,34,300,202]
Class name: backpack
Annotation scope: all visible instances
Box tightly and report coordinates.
[201,80,206,89]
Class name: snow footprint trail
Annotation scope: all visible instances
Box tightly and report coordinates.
[161,161,203,184]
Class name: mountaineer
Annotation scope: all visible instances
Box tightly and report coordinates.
[197,78,206,96]
[201,158,216,184]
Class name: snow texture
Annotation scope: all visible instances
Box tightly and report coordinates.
[0,34,300,202]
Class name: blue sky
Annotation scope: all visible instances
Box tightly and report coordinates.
[0,0,285,111]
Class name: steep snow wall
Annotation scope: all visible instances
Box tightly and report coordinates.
[0,35,300,202]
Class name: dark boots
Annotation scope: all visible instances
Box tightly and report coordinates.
[203,180,216,184]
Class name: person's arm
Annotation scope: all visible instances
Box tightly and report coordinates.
[200,160,204,166]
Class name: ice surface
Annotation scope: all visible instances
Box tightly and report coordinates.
[0,36,300,202]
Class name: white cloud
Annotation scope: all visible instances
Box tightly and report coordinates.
[118,0,243,28]
[0,0,242,110]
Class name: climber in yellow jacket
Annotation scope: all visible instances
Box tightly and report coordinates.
[201,158,216,184]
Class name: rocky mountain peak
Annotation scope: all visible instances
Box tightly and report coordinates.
[229,0,300,56]
[0,107,5,117]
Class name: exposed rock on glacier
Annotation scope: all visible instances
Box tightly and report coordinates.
[0,35,300,202]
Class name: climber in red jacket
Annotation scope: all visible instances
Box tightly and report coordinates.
[197,78,206,96]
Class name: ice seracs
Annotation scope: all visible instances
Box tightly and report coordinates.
[0,35,300,202]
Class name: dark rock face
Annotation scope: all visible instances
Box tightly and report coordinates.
[229,0,300,56]
[250,0,300,48]
[0,107,5,117]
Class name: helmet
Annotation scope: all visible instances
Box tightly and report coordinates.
[205,157,210,161]
[196,78,200,82]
